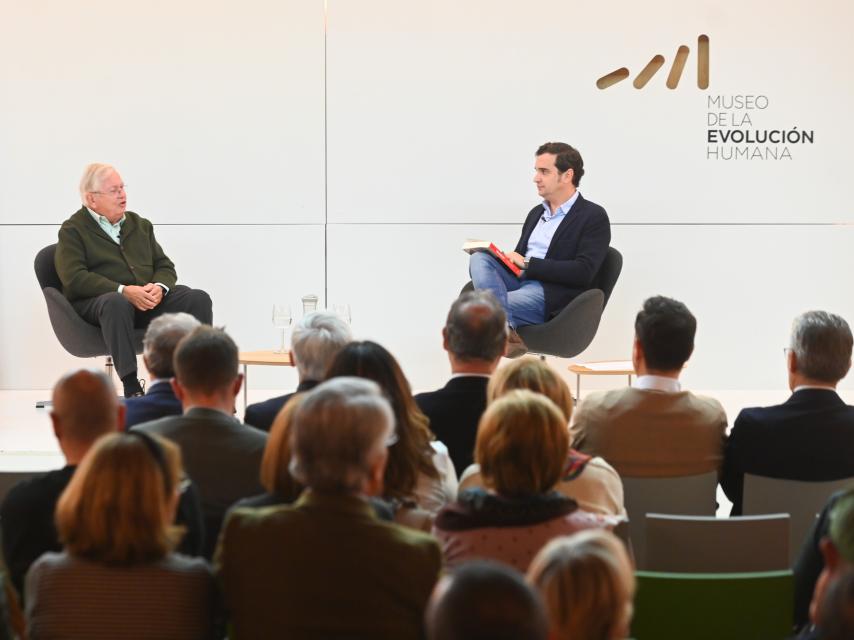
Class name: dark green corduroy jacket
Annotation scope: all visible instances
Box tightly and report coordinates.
[55,207,177,301]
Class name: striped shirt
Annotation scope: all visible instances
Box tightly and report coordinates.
[26,552,216,639]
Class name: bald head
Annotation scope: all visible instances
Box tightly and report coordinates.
[51,370,121,446]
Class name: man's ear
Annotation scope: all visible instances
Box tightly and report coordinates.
[50,412,62,442]
[171,378,186,404]
[820,537,842,570]
[232,373,244,398]
[116,403,127,432]
[563,168,575,185]
[787,349,798,375]
[442,327,450,351]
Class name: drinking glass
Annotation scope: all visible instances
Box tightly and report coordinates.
[332,303,351,324]
[301,294,319,315]
[272,304,293,353]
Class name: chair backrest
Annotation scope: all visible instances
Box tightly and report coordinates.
[592,246,622,308]
[631,570,793,640]
[644,513,790,573]
[621,471,718,569]
[34,243,63,291]
[743,474,854,566]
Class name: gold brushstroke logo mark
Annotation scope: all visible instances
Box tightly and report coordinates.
[597,35,710,90]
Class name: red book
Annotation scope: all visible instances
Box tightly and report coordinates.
[462,240,522,277]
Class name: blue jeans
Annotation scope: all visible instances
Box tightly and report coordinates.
[469,252,545,329]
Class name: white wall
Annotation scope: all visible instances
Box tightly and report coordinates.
[2,0,852,392]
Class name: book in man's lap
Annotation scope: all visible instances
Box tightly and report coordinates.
[462,240,522,277]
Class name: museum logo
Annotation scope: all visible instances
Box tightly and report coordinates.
[596,35,709,90]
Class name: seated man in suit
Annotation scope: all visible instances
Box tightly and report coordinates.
[415,291,506,475]
[217,377,441,639]
[133,326,267,558]
[125,312,200,429]
[469,142,610,357]
[56,163,213,397]
[244,311,351,431]
[722,310,854,515]
[571,295,727,477]
[0,371,121,597]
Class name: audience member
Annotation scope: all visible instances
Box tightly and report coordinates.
[433,390,616,572]
[460,357,625,516]
[571,295,727,477]
[814,569,854,640]
[1,371,120,596]
[244,311,351,431]
[25,433,217,639]
[425,561,548,640]
[327,341,458,516]
[125,312,200,429]
[133,326,267,558]
[722,310,854,515]
[794,487,854,633]
[528,529,635,640]
[415,291,507,475]
[216,378,441,639]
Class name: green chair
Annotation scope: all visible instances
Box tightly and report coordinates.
[631,570,793,640]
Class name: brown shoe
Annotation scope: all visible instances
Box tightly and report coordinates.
[505,329,528,358]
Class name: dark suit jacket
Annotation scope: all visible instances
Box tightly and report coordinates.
[0,465,204,598]
[415,376,489,475]
[244,380,319,432]
[216,491,441,639]
[721,389,854,515]
[514,193,611,319]
[124,380,182,430]
[133,407,267,558]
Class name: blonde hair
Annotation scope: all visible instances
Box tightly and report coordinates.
[475,390,569,497]
[56,433,182,565]
[488,357,574,422]
[527,530,635,640]
[259,394,306,500]
[78,163,116,203]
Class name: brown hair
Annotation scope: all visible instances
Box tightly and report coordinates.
[174,326,238,394]
[326,341,438,501]
[259,394,306,500]
[475,390,568,497]
[56,433,182,565]
[527,530,635,640]
[488,358,573,422]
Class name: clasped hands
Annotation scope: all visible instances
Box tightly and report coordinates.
[122,283,164,310]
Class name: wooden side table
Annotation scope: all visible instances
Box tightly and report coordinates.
[568,360,635,399]
[238,350,294,408]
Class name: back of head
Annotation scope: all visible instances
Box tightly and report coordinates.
[488,357,574,422]
[291,311,352,381]
[476,389,569,497]
[56,432,181,565]
[445,291,507,362]
[173,326,238,394]
[790,311,853,383]
[52,369,118,444]
[818,569,854,640]
[143,312,201,379]
[426,561,548,640]
[635,295,696,371]
[290,377,394,494]
[830,489,854,564]
[527,529,636,640]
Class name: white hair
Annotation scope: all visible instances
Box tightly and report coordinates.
[79,163,117,203]
[291,311,352,381]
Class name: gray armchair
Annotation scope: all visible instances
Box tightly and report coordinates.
[34,243,143,379]
[463,246,623,359]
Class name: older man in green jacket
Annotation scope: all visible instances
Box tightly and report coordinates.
[56,163,212,397]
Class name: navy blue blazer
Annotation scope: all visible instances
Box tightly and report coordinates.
[415,376,489,476]
[514,193,611,319]
[124,379,182,430]
[244,380,319,432]
[721,388,854,515]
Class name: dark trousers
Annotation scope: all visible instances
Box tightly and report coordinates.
[72,285,213,378]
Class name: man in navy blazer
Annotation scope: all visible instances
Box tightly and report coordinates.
[124,312,200,429]
[722,311,854,515]
[469,142,610,357]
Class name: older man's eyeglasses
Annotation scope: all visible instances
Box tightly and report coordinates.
[91,184,127,197]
